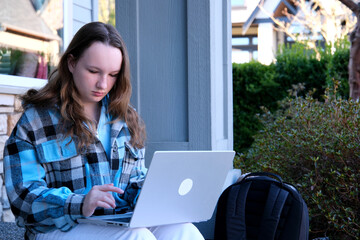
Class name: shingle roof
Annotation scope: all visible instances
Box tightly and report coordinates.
[242,0,297,35]
[0,0,60,41]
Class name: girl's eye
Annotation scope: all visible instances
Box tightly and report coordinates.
[110,73,119,78]
[89,69,98,73]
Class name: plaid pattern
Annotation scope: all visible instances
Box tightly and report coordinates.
[3,106,146,240]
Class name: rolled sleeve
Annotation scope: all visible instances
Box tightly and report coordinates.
[64,194,85,224]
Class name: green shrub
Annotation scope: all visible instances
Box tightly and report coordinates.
[235,85,360,239]
[233,62,278,152]
[275,43,329,100]
[326,38,350,98]
[233,40,350,154]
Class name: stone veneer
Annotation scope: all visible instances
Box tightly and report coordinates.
[0,93,23,222]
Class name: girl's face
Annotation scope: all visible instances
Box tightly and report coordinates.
[68,42,122,108]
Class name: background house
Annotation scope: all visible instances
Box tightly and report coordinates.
[0,0,61,79]
[231,0,296,64]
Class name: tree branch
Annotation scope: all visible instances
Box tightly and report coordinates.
[338,0,360,15]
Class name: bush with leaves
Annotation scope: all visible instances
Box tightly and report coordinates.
[235,84,360,239]
[233,39,351,154]
[233,61,278,152]
[275,42,329,100]
[326,38,350,98]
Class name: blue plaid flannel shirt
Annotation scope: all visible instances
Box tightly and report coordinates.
[3,103,146,239]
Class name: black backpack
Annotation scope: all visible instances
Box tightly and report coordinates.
[214,172,309,240]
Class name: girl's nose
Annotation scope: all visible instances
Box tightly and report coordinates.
[96,75,107,89]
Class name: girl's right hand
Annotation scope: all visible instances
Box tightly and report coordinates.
[82,183,124,217]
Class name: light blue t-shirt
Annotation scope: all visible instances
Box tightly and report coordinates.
[97,104,111,160]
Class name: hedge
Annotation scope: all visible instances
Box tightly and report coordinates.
[235,87,360,239]
[233,40,350,153]
[233,61,277,152]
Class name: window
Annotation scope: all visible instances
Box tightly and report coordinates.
[232,35,258,63]
[232,37,250,45]
[231,0,245,7]
[252,37,258,45]
[0,0,64,81]
[253,51,258,61]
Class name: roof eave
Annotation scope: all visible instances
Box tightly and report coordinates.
[242,0,265,35]
[0,23,61,41]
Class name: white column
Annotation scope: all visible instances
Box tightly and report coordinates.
[63,0,74,50]
[210,0,233,150]
[258,22,276,65]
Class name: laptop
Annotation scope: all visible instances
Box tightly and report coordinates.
[78,150,235,228]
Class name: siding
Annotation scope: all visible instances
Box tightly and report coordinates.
[116,0,233,165]
[72,0,96,34]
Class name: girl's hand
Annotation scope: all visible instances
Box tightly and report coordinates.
[82,183,124,217]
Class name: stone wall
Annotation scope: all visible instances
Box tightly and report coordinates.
[0,93,23,222]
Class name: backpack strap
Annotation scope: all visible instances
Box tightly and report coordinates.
[226,181,252,240]
[258,183,289,240]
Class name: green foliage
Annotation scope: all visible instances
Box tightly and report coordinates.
[233,62,278,152]
[326,38,351,98]
[98,0,115,27]
[108,10,116,26]
[233,39,350,154]
[235,85,360,239]
[275,42,329,100]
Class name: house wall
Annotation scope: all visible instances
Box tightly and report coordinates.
[116,0,233,238]
[64,0,98,50]
[0,0,97,222]
[73,0,98,35]
[0,94,22,222]
[0,78,49,223]
[116,0,233,167]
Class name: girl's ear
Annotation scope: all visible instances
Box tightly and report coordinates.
[67,54,75,73]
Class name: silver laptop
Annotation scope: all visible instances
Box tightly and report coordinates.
[78,150,235,228]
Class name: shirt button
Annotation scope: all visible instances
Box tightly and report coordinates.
[113,145,118,152]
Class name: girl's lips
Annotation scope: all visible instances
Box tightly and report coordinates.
[92,91,105,97]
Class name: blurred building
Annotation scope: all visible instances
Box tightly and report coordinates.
[0,0,62,79]
[231,0,296,64]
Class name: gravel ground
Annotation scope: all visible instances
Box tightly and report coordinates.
[0,222,24,240]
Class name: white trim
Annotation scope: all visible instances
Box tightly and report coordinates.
[0,75,47,95]
[63,0,74,51]
[92,0,99,21]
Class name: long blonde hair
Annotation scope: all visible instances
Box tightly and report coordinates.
[22,22,146,149]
